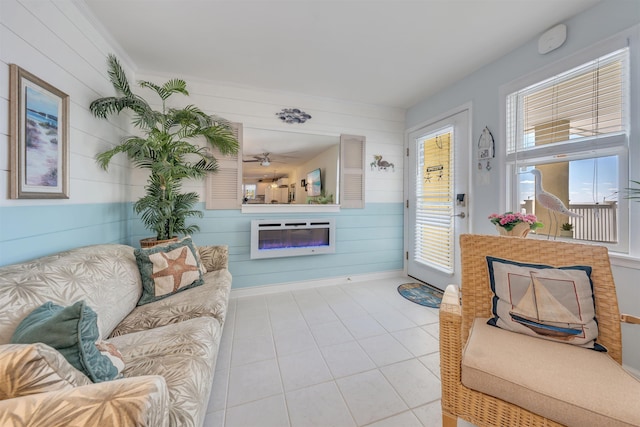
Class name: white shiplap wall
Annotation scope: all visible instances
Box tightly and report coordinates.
[134,71,406,205]
[0,0,134,206]
[0,0,134,265]
[0,0,407,284]
[130,72,407,288]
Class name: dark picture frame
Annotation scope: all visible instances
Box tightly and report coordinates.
[9,64,69,199]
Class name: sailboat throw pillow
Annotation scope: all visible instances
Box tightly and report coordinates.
[486,256,604,351]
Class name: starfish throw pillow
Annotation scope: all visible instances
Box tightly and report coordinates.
[135,238,204,305]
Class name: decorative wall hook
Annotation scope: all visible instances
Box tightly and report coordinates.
[477,126,495,171]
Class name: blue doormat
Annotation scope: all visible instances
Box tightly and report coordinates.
[397,282,443,308]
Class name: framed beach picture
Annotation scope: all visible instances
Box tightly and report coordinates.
[9,64,69,199]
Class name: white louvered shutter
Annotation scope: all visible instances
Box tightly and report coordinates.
[206,122,242,210]
[340,134,365,209]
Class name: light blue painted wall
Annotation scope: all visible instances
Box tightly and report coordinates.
[0,203,131,266]
[130,202,404,288]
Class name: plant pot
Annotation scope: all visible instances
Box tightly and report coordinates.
[496,222,530,238]
[560,230,574,238]
[139,236,178,249]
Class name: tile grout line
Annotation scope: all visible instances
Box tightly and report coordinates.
[219,279,446,427]
[266,292,293,427]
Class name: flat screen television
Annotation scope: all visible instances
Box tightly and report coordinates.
[306,168,322,197]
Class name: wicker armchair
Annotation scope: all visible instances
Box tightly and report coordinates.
[439,234,640,427]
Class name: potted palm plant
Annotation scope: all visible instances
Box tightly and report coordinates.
[90,54,238,247]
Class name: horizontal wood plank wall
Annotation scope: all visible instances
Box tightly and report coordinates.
[0,203,131,266]
[130,72,406,288]
[130,202,404,288]
[0,0,133,264]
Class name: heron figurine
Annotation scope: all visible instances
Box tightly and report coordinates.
[530,168,581,239]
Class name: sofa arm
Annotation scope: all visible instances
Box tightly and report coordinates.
[439,285,462,418]
[0,376,169,427]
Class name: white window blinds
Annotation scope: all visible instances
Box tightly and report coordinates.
[414,131,453,273]
[507,47,628,155]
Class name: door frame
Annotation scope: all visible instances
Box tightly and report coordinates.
[403,102,474,284]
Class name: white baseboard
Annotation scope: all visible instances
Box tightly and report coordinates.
[624,364,640,380]
[230,270,405,299]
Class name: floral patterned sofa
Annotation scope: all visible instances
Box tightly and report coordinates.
[0,243,232,427]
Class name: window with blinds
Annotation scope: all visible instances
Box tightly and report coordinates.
[506,47,628,157]
[503,44,630,250]
[414,130,454,273]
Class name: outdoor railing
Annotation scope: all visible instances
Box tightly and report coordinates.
[520,201,618,243]
[567,202,618,243]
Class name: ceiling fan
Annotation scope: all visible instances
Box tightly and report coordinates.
[243,153,276,167]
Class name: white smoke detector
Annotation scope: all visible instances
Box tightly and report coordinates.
[538,24,567,55]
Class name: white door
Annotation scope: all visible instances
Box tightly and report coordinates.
[406,109,470,290]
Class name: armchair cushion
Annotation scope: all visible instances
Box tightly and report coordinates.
[0,343,91,399]
[462,318,640,427]
[486,256,602,350]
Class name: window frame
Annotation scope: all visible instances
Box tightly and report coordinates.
[499,27,638,256]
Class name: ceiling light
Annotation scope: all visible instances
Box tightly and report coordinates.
[261,159,270,166]
[276,108,311,124]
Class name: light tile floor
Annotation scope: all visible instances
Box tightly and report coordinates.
[203,276,476,427]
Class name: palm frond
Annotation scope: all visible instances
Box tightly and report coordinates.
[89,97,132,118]
[92,56,235,239]
[132,106,161,130]
[106,54,132,96]
[138,80,163,97]
[161,79,188,98]
[202,125,239,156]
[625,180,640,200]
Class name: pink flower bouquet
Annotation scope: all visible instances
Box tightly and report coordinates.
[488,212,543,232]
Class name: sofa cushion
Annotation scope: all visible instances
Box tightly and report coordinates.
[0,244,142,344]
[10,301,121,383]
[135,237,204,306]
[110,269,232,337]
[486,256,602,349]
[108,317,221,427]
[196,245,229,272]
[0,343,92,399]
[462,318,640,427]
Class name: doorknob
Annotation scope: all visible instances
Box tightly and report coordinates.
[452,212,466,218]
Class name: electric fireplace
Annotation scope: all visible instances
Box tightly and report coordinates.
[250,219,336,259]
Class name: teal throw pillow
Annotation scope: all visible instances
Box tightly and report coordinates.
[135,237,204,306]
[10,301,120,382]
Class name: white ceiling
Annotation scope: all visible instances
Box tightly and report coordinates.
[82,0,600,109]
